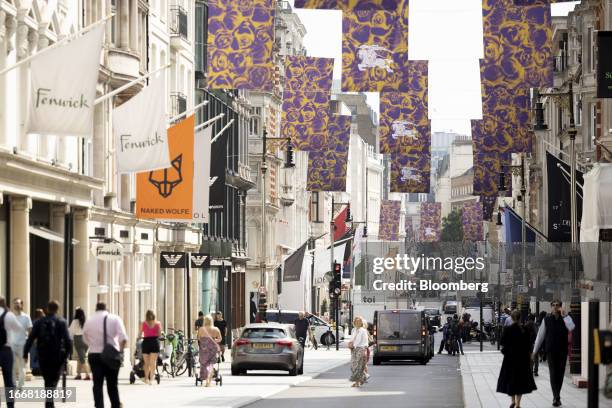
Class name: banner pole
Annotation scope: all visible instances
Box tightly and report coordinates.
[94,64,170,106]
[210,119,234,144]
[168,100,209,124]
[194,113,224,132]
[0,14,114,76]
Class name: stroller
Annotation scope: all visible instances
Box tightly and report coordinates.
[195,350,222,387]
[129,338,161,384]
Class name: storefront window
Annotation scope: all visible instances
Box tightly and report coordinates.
[201,267,219,315]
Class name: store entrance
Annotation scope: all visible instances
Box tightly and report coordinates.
[30,234,50,314]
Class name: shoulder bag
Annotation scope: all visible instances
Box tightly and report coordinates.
[101,316,123,370]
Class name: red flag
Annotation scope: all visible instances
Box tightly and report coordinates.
[334,207,349,241]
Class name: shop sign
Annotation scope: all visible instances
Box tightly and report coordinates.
[92,242,123,261]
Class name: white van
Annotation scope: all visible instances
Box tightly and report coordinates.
[265,310,339,345]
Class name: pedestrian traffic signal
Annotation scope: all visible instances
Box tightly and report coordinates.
[332,262,342,298]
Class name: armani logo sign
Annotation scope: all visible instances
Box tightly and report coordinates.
[209,176,218,187]
[191,255,210,268]
[149,155,183,198]
[162,254,184,266]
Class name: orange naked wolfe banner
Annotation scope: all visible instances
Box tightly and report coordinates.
[136,115,195,220]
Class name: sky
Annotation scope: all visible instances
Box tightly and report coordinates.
[288,0,580,135]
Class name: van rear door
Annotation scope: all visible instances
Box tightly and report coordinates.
[376,311,422,353]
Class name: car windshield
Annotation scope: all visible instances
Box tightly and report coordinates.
[242,328,286,339]
[377,313,421,340]
[424,309,439,315]
[266,313,299,324]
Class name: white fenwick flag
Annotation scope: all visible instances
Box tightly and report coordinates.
[192,126,212,222]
[113,76,170,173]
[27,25,105,137]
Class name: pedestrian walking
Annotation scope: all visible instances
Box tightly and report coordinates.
[536,311,548,367]
[29,308,45,376]
[197,315,221,387]
[140,310,161,385]
[214,312,227,362]
[532,300,575,407]
[348,316,368,388]
[0,296,27,408]
[451,314,464,355]
[195,311,204,332]
[10,297,32,389]
[24,300,71,408]
[68,307,91,380]
[496,310,537,408]
[524,313,538,377]
[293,311,310,349]
[362,319,373,383]
[83,302,128,408]
[438,317,452,354]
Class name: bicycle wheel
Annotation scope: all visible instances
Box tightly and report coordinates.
[174,355,188,376]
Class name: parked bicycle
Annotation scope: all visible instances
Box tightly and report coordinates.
[160,328,186,377]
[173,338,199,377]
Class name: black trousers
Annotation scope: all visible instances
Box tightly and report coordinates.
[40,361,63,408]
[438,337,446,353]
[0,346,14,408]
[88,353,121,408]
[547,351,568,401]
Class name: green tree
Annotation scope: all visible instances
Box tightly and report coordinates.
[441,209,464,242]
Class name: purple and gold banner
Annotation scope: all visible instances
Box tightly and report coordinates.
[379,62,429,154]
[462,201,484,242]
[379,200,401,241]
[295,0,405,12]
[284,56,334,92]
[481,196,498,222]
[419,202,441,242]
[472,148,512,197]
[342,8,409,92]
[307,115,351,192]
[207,1,275,91]
[281,90,330,151]
[482,0,553,90]
[389,125,431,193]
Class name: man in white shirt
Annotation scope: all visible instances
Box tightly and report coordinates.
[10,298,32,389]
[83,302,127,408]
[0,296,27,408]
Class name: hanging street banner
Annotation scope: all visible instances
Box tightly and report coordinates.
[419,202,441,242]
[342,7,409,92]
[379,200,401,241]
[136,116,195,220]
[193,126,213,223]
[482,0,553,90]
[379,62,429,154]
[113,77,170,173]
[190,253,211,268]
[281,90,331,151]
[389,133,431,193]
[481,196,498,222]
[284,56,334,92]
[472,149,512,197]
[546,152,584,242]
[295,0,406,11]
[462,201,484,242]
[307,115,351,191]
[160,251,187,268]
[597,31,612,99]
[206,1,275,91]
[282,243,308,282]
[27,25,104,137]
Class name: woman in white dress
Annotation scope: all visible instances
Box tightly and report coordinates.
[348,316,368,387]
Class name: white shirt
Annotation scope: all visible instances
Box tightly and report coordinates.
[68,320,84,339]
[83,311,128,354]
[350,327,369,348]
[9,312,32,348]
[533,314,575,354]
[0,307,27,347]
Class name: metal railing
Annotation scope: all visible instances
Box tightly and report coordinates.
[170,6,188,40]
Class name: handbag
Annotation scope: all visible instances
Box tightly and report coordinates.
[100,316,122,370]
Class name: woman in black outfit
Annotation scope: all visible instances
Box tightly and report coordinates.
[497,310,537,408]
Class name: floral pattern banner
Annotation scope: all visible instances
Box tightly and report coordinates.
[284,56,334,92]
[281,90,331,151]
[389,122,431,193]
[295,0,406,12]
[379,200,401,241]
[307,115,351,192]
[379,62,429,154]
[472,148,512,197]
[462,201,484,242]
[419,202,441,242]
[482,0,553,90]
[207,2,275,91]
[342,7,410,92]
[480,196,497,222]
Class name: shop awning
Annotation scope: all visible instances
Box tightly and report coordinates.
[29,226,79,245]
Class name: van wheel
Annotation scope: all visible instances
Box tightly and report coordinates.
[419,359,427,365]
[373,357,381,366]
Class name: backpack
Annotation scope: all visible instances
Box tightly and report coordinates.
[37,317,67,363]
[0,310,8,346]
[450,320,460,336]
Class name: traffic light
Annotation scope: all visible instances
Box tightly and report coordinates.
[329,262,342,298]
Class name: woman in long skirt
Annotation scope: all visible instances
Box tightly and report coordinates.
[349,316,369,387]
[197,315,221,386]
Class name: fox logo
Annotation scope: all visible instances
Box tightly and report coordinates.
[148,154,183,198]
[162,254,183,267]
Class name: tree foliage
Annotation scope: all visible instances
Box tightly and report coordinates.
[441,209,464,242]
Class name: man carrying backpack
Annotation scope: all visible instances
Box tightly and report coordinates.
[0,296,27,408]
[24,300,71,408]
[451,314,464,356]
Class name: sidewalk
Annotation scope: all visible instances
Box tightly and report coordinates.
[460,342,594,408]
[17,347,351,407]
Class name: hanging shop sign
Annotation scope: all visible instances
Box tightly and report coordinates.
[91,242,124,261]
[597,31,612,98]
[190,253,211,269]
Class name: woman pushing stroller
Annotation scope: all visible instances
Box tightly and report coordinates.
[197,315,221,387]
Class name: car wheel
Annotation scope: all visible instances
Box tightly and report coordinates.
[231,366,240,376]
[373,357,381,366]
[289,365,298,376]
[321,332,335,346]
